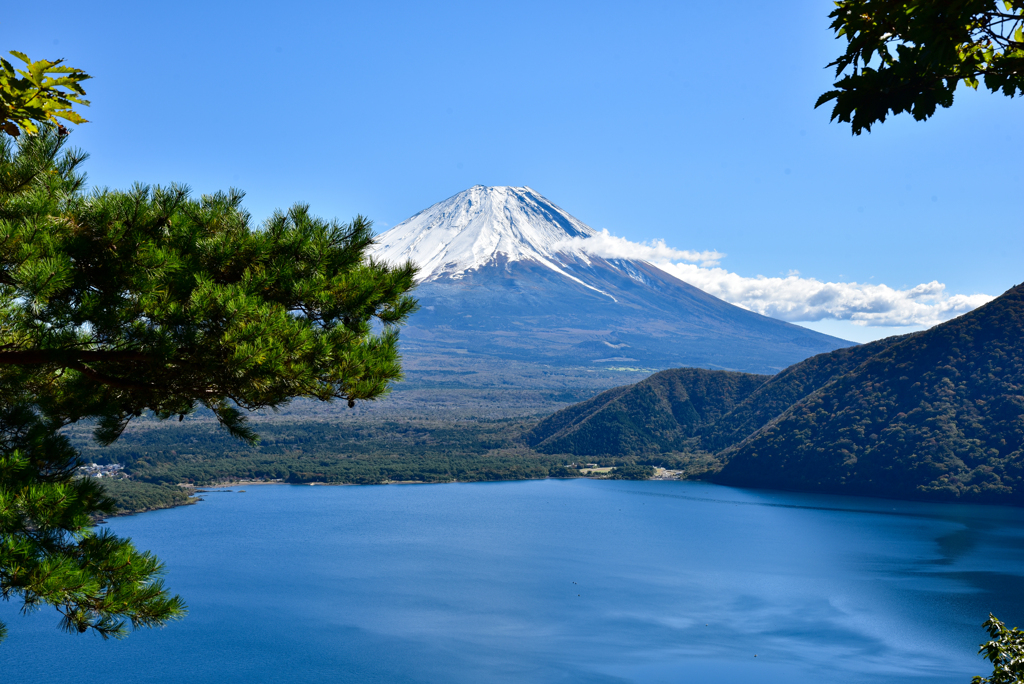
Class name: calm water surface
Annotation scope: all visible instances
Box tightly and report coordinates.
[3,479,1023,683]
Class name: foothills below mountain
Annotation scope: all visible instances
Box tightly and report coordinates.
[529,281,1024,504]
[373,185,851,374]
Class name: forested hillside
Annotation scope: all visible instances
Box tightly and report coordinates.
[532,282,1024,504]
[527,338,904,457]
[698,336,902,451]
[714,282,1024,502]
[526,368,769,455]
[71,417,580,487]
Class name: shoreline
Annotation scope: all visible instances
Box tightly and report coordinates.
[199,479,465,489]
[197,480,291,488]
[119,475,612,514]
[105,474,1024,520]
[100,496,200,520]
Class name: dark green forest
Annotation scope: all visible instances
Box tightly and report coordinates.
[74,410,681,513]
[98,479,196,515]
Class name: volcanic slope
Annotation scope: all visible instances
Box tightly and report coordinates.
[373,186,851,375]
[529,281,1024,504]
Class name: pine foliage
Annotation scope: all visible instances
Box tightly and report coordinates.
[0,404,186,640]
[0,126,418,642]
[0,128,418,442]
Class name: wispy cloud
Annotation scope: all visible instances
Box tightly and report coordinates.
[556,229,724,267]
[567,232,992,328]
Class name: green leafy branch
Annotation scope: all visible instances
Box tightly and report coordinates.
[0,51,91,138]
[973,614,1024,684]
[817,1,1024,134]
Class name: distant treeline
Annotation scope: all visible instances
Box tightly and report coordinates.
[71,418,658,493]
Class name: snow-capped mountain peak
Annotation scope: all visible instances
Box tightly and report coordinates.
[370,185,852,373]
[372,185,601,284]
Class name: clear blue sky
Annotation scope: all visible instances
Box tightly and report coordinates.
[5,0,1020,342]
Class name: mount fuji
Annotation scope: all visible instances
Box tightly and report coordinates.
[373,186,852,375]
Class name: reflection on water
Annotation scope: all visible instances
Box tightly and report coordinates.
[2,479,1022,683]
[934,527,982,564]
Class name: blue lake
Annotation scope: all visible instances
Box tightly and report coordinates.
[3,479,1023,683]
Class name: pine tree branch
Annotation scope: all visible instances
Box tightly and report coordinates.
[0,350,153,365]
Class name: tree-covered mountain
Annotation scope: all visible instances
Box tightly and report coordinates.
[699,336,902,452]
[714,282,1024,502]
[529,282,1024,504]
[526,368,769,455]
[526,336,900,457]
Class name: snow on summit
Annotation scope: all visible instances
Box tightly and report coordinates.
[370,186,855,372]
[372,185,601,283]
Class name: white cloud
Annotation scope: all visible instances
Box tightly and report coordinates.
[566,232,993,328]
[656,264,992,327]
[556,229,724,267]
